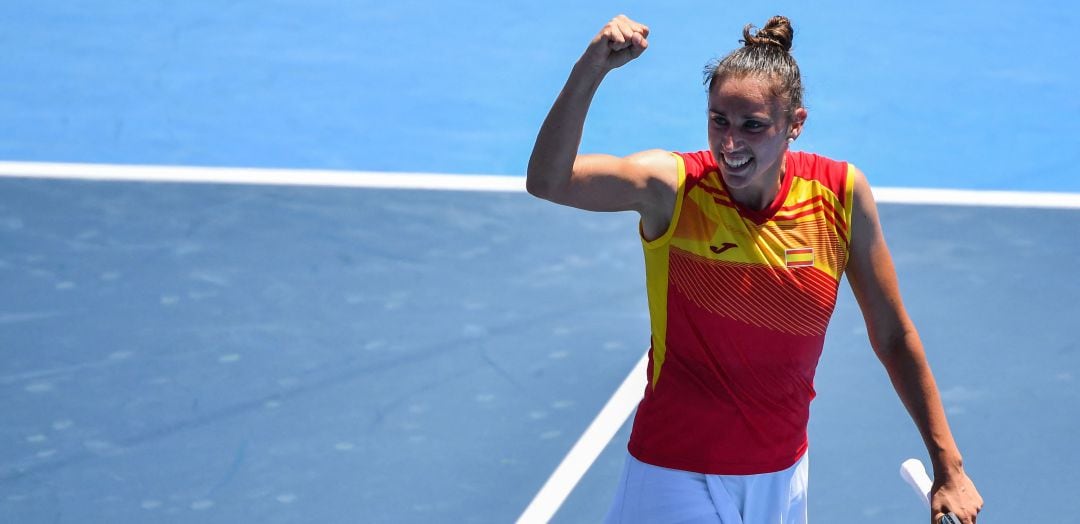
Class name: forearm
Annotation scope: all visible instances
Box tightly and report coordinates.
[526,61,607,197]
[875,328,964,478]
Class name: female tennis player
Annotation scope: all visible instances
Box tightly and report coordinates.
[526,14,983,524]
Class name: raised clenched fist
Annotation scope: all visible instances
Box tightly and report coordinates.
[581,15,650,72]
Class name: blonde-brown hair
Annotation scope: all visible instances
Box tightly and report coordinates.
[703,16,803,116]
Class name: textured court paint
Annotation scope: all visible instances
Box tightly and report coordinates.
[2,161,1080,208]
[2,180,1077,523]
[516,352,648,524]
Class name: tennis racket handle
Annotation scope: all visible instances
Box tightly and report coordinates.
[900,459,962,524]
[900,458,932,508]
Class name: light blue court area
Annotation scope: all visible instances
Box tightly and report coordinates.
[2,1,1079,190]
[2,1,1079,523]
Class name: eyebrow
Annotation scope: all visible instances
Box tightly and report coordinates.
[708,109,772,120]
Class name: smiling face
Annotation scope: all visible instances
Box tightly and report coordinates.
[707,74,806,210]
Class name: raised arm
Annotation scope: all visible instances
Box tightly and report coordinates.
[844,168,983,523]
[526,15,677,240]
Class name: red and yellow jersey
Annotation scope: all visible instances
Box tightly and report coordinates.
[627,149,856,475]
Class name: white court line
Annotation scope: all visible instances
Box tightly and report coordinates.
[516,351,648,524]
[0,161,526,192]
[870,186,1080,209]
[1,160,1080,208]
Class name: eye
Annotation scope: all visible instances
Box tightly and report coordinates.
[711,115,728,126]
[743,120,766,131]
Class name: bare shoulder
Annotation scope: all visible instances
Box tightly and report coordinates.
[625,148,678,176]
[848,166,882,248]
[850,166,872,203]
[624,149,679,240]
[624,148,679,208]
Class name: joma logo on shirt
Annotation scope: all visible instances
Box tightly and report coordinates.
[710,242,738,254]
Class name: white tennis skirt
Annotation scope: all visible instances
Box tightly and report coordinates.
[604,451,809,524]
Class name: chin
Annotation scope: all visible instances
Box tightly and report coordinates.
[720,171,753,188]
[719,163,763,190]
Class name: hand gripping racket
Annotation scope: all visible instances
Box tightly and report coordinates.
[900,458,960,524]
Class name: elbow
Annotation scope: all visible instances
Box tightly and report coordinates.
[869,324,921,360]
[525,168,564,201]
[525,171,549,199]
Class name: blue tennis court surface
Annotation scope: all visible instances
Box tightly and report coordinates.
[2,1,1079,522]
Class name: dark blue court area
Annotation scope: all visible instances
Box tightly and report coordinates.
[2,179,1077,522]
[2,1,1079,522]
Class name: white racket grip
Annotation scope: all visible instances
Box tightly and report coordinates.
[900,458,933,508]
[900,459,962,524]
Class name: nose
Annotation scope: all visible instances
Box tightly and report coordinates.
[717,128,737,152]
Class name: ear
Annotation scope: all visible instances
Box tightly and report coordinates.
[788,107,808,141]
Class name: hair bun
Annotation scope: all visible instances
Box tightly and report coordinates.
[741,16,793,52]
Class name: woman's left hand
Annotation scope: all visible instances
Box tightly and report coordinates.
[931,468,983,524]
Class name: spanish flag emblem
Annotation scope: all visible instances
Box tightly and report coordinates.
[785,247,814,268]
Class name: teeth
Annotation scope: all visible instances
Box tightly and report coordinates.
[723,155,752,168]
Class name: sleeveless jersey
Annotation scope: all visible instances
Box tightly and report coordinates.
[627,150,856,475]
